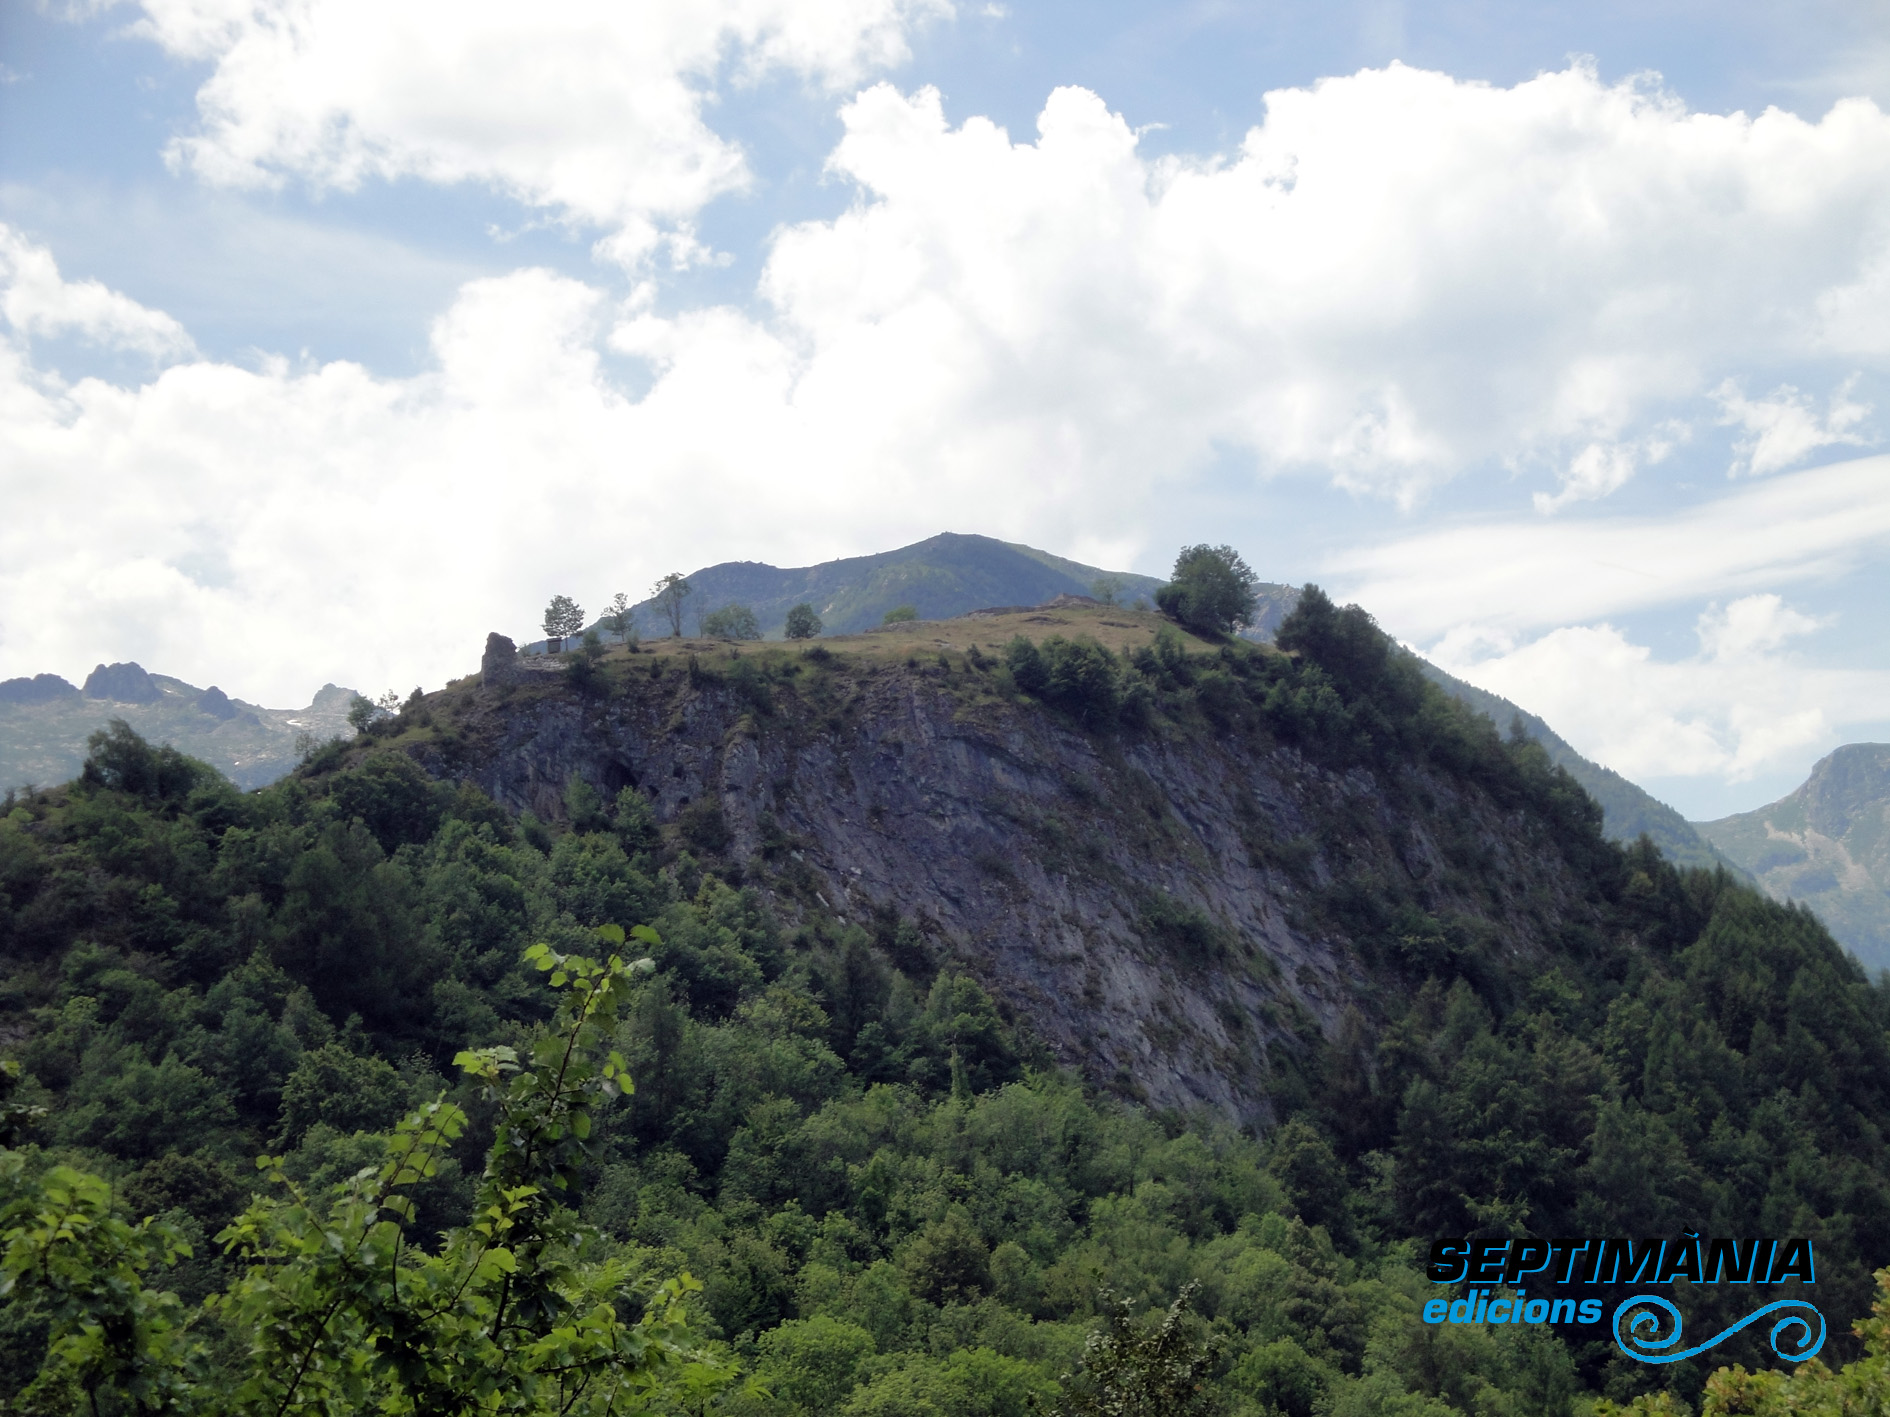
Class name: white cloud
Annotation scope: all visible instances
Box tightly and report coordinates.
[126,0,949,265]
[1713,375,1873,476]
[1695,591,1824,659]
[1427,595,1886,785]
[751,66,1890,505]
[1534,441,1641,513]
[10,60,1890,733]
[65,43,1890,487]
[1331,452,1890,641]
[0,224,194,358]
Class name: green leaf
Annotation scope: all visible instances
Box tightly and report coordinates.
[474,1246,517,1283]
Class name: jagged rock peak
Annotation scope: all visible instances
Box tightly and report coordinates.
[1798,743,1890,838]
[82,662,160,703]
[199,685,239,720]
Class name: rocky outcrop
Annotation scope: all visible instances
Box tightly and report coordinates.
[481,634,519,688]
[0,674,79,705]
[198,685,239,720]
[82,662,161,703]
[405,655,1605,1124]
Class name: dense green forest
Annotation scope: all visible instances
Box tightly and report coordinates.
[3,590,1888,1414]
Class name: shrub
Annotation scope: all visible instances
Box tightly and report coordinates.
[564,629,608,694]
[720,657,775,717]
[1139,891,1227,964]
[79,719,219,802]
[1004,636,1048,695]
[882,605,919,624]
[1007,636,1119,727]
[613,787,659,854]
[677,797,731,855]
[1042,636,1120,728]
[702,604,761,641]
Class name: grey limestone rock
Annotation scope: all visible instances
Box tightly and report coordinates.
[198,685,239,720]
[396,656,1608,1125]
[82,662,160,703]
[0,673,80,705]
[481,633,519,687]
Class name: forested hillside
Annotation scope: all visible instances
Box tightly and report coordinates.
[1416,664,1736,876]
[2,592,1888,1414]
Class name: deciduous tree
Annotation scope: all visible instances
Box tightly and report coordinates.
[784,603,822,639]
[651,574,691,638]
[1154,544,1259,637]
[701,604,761,641]
[543,594,586,644]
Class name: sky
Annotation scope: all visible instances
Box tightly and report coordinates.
[3,0,1890,820]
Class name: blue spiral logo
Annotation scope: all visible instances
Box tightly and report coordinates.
[1612,1295,1826,1365]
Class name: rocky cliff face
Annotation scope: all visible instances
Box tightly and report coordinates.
[1699,743,1890,971]
[405,627,1610,1124]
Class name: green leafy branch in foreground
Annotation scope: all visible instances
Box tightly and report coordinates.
[1054,1283,1217,1417]
[0,927,725,1417]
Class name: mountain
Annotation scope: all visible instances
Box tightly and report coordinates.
[571,532,1178,644]
[566,536,1713,874]
[7,595,1889,1410]
[457,600,1671,1119]
[1695,743,1890,971]
[1415,662,1739,875]
[0,664,357,792]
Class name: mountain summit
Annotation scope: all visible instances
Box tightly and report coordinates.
[603,532,1177,641]
[1698,743,1890,970]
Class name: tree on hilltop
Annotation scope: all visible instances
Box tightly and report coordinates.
[600,591,636,648]
[651,573,691,638]
[543,594,585,645]
[1154,545,1259,637]
[784,603,822,639]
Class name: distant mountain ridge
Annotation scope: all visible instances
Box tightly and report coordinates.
[1697,744,1890,971]
[571,532,1176,644]
[1230,585,1735,875]
[0,665,357,792]
[1415,662,1741,876]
